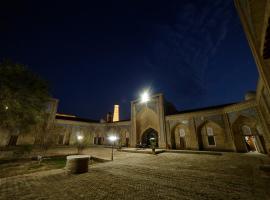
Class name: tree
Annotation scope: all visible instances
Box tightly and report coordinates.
[0,60,50,133]
[38,124,61,164]
[39,126,58,154]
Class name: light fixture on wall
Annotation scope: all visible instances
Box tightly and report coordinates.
[140,90,150,103]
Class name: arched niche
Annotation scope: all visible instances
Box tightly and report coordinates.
[232,115,266,153]
[171,124,190,150]
[119,129,130,147]
[197,120,225,151]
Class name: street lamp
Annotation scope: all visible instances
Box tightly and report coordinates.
[77,135,83,141]
[108,135,118,161]
[77,135,84,154]
[5,105,8,110]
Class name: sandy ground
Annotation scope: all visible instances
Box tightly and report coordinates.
[0,148,270,200]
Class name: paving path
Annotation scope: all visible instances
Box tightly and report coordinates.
[0,150,270,200]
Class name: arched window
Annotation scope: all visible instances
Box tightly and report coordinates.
[179,128,186,137]
[178,128,186,149]
[242,125,252,135]
[207,127,213,136]
[206,127,215,146]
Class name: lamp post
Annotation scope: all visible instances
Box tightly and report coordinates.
[77,135,84,154]
[108,135,118,161]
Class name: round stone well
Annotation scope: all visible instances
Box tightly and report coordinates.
[66,155,90,174]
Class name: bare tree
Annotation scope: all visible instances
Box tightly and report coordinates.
[37,122,62,164]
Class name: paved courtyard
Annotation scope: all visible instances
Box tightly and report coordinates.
[0,148,270,200]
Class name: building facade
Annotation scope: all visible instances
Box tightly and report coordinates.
[234,0,270,153]
[1,1,270,154]
[1,92,269,154]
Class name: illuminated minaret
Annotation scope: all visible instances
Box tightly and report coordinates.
[113,105,119,122]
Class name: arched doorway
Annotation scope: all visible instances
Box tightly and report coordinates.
[141,128,158,147]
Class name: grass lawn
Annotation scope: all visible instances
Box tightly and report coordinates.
[0,156,67,178]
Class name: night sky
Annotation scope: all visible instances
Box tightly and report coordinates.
[1,0,258,120]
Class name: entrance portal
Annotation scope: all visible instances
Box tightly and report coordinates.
[141,128,158,147]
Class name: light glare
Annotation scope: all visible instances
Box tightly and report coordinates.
[141,91,150,103]
[108,135,118,142]
[77,135,83,141]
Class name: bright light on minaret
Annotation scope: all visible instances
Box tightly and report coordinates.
[141,91,150,103]
[113,105,119,122]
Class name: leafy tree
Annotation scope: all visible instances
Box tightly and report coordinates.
[0,60,50,133]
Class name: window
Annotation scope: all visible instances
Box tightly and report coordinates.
[242,125,252,135]
[179,128,185,137]
[208,136,215,146]
[179,128,186,149]
[206,127,215,146]
[207,127,213,136]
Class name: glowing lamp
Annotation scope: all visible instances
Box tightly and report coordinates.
[77,135,83,141]
[141,91,150,103]
[108,135,118,142]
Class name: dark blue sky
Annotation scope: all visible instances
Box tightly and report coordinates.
[1,0,258,120]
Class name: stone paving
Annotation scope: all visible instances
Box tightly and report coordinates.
[0,148,270,200]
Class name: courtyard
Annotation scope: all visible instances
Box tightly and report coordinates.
[0,148,270,200]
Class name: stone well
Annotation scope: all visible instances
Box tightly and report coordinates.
[66,155,90,174]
